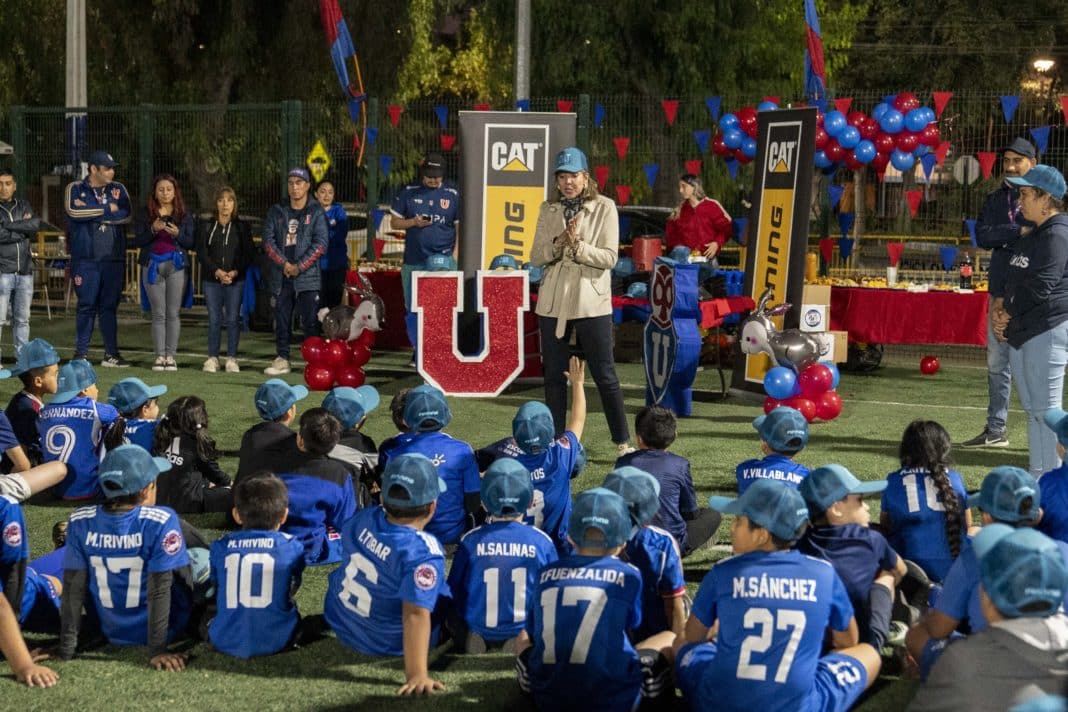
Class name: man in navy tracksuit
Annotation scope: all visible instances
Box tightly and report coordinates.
[64,149,132,367]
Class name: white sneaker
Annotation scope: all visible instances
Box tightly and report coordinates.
[617,442,636,456]
[164,356,178,372]
[225,357,240,373]
[202,357,219,373]
[152,356,167,372]
[264,357,290,375]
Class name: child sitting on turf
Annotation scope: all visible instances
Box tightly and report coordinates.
[447,458,557,654]
[38,360,120,500]
[106,377,167,452]
[274,408,357,565]
[379,384,480,546]
[615,405,719,556]
[207,472,305,658]
[881,419,970,583]
[908,526,1068,711]
[236,378,308,480]
[476,357,587,555]
[1036,408,1068,543]
[517,487,670,711]
[798,464,906,650]
[323,453,450,695]
[153,396,233,514]
[735,406,810,494]
[323,385,380,489]
[660,478,881,712]
[59,445,194,671]
[5,338,60,467]
[602,466,687,638]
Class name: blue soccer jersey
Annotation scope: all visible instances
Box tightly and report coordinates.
[623,525,686,640]
[208,529,306,658]
[526,554,644,712]
[736,453,810,494]
[324,506,448,657]
[123,418,158,452]
[276,455,358,566]
[616,449,697,551]
[64,504,191,646]
[390,182,461,264]
[380,431,480,545]
[1038,464,1068,544]
[447,519,558,641]
[684,550,854,712]
[881,466,968,582]
[39,396,120,499]
[0,494,28,570]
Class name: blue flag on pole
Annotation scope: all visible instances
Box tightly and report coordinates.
[804,0,826,101]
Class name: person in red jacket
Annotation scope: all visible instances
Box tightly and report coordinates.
[665,174,732,264]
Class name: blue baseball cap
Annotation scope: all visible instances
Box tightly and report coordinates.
[613,256,636,277]
[1007,164,1066,201]
[424,254,457,272]
[11,338,59,376]
[287,167,311,182]
[254,378,309,421]
[1043,408,1068,448]
[512,401,555,455]
[554,146,589,174]
[569,487,631,550]
[403,384,451,432]
[753,407,809,454]
[323,385,380,429]
[88,149,119,168]
[108,377,168,414]
[523,263,545,285]
[800,464,887,514]
[974,524,1068,619]
[52,359,98,404]
[382,453,446,508]
[667,246,692,263]
[489,254,520,271]
[99,444,172,499]
[710,478,810,542]
[626,281,648,298]
[969,466,1040,523]
[602,466,661,528]
[481,458,533,517]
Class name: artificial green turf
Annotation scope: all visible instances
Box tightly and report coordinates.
[2,310,1021,708]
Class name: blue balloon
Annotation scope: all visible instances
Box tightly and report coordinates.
[820,361,841,389]
[879,109,904,134]
[854,139,876,163]
[719,113,739,132]
[757,100,778,112]
[922,107,936,124]
[872,102,891,121]
[838,126,861,149]
[723,128,744,150]
[741,136,757,158]
[824,111,847,137]
[764,367,798,400]
[905,108,928,132]
[890,148,915,171]
[914,144,930,157]
[814,150,832,169]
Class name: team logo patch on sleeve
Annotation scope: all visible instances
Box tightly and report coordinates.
[414,563,438,591]
[3,522,22,547]
[162,529,183,555]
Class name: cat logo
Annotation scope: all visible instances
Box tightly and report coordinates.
[767,140,797,174]
[491,141,540,172]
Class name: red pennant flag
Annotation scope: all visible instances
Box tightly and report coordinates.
[594,165,610,191]
[684,159,703,176]
[833,97,853,115]
[1060,97,1068,125]
[934,141,951,166]
[819,238,835,264]
[474,103,490,112]
[932,91,953,119]
[977,151,997,179]
[440,134,456,151]
[387,104,404,128]
[556,99,573,113]
[352,133,361,151]
[905,189,923,218]
[613,137,630,160]
[887,242,905,267]
[763,95,781,105]
[661,100,680,126]
[615,185,632,206]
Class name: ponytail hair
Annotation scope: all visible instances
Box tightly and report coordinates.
[153,395,218,462]
[899,419,963,558]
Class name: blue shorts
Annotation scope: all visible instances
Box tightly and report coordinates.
[20,568,61,633]
[675,642,868,712]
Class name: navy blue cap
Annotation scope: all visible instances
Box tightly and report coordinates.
[1002,137,1037,159]
[969,466,1040,523]
[974,524,1068,619]
[255,378,309,421]
[88,150,119,168]
[800,464,887,514]
[512,401,555,455]
[602,466,661,528]
[99,444,172,499]
[108,377,168,414]
[1007,164,1066,201]
[323,385,380,429]
[288,167,311,182]
[421,152,445,178]
[753,407,809,454]
[710,479,810,542]
[554,146,589,174]
[52,359,97,403]
[11,338,59,376]
[481,458,533,517]
[569,487,631,550]
[382,453,446,508]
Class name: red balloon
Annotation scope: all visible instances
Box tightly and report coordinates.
[893,92,920,113]
[859,118,880,140]
[871,152,890,172]
[304,365,335,391]
[815,390,843,420]
[763,396,783,415]
[845,153,865,172]
[814,127,829,150]
[354,328,376,348]
[785,397,817,423]
[335,365,366,388]
[712,132,731,156]
[874,133,896,154]
[798,364,835,398]
[300,336,327,366]
[816,111,824,127]
[896,130,920,153]
[324,339,350,369]
[920,355,941,375]
[733,148,752,164]
[824,140,846,163]
[920,124,940,147]
[348,342,372,367]
[847,111,867,128]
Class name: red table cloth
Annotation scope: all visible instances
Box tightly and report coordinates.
[829,287,988,346]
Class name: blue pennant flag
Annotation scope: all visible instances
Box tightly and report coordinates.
[838,212,855,240]
[1001,95,1020,123]
[516,99,530,112]
[828,184,845,209]
[365,126,378,146]
[939,246,958,272]
[642,163,659,189]
[379,154,392,176]
[812,98,827,115]
[838,237,854,259]
[726,158,739,180]
[705,97,722,123]
[920,153,938,181]
[434,105,449,129]
[1031,125,1051,155]
[594,103,606,128]
[693,130,711,154]
[964,218,977,246]
[732,217,748,244]
[372,208,385,232]
[883,94,897,105]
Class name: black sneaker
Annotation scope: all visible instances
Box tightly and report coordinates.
[72,352,89,362]
[100,353,131,368]
[959,427,1009,448]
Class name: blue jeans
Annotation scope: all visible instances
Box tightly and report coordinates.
[987,296,1012,434]
[1009,320,1068,476]
[274,281,319,360]
[203,280,244,358]
[0,272,33,358]
[73,260,124,355]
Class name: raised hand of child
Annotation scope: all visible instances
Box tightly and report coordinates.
[564,355,586,386]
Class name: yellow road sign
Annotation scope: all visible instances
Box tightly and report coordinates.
[306,140,332,183]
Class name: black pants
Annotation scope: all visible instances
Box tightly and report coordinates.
[539,315,630,445]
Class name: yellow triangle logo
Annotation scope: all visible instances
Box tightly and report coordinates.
[771,159,789,173]
[502,157,531,172]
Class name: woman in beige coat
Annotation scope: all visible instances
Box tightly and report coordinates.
[530,147,631,453]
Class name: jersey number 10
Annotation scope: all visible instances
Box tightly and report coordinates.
[224,553,276,609]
